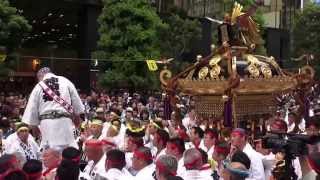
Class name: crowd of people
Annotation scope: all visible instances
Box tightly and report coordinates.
[0,68,319,180]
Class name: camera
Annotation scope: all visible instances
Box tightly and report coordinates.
[262,132,320,157]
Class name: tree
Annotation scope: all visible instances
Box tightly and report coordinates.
[158,8,202,61]
[94,0,166,90]
[291,3,320,78]
[293,3,320,56]
[0,0,31,76]
[0,0,31,49]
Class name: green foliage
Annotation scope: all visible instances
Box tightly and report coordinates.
[158,9,202,60]
[0,0,31,76]
[293,4,320,56]
[292,3,320,78]
[95,0,166,89]
[0,0,31,49]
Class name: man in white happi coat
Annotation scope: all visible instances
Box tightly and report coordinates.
[4,123,40,161]
[155,155,180,180]
[166,138,186,177]
[152,129,169,160]
[22,67,84,149]
[231,128,266,180]
[131,146,155,180]
[42,148,62,179]
[87,119,104,140]
[186,126,204,150]
[101,112,119,139]
[123,127,145,175]
[182,148,212,180]
[99,149,131,180]
[80,139,107,180]
[199,128,218,158]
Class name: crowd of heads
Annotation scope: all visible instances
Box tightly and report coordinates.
[0,88,320,179]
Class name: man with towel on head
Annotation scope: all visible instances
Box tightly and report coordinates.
[80,139,107,180]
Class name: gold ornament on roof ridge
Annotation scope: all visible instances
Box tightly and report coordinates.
[210,65,221,79]
[198,67,209,80]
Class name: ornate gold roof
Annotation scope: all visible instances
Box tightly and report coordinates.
[159,1,314,122]
[163,52,297,96]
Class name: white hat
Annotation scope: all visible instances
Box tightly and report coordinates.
[126,107,133,112]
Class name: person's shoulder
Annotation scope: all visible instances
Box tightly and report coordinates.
[5,132,17,141]
[82,161,94,173]
[243,144,263,159]
[32,82,42,91]
[57,75,71,82]
[57,75,76,87]
[28,135,39,146]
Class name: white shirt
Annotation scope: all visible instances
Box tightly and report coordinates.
[78,171,92,180]
[242,143,266,180]
[285,110,305,133]
[185,142,195,150]
[185,140,202,150]
[182,115,193,131]
[101,122,111,140]
[125,152,133,171]
[262,152,274,180]
[99,168,132,180]
[177,158,186,177]
[22,73,84,148]
[107,125,126,151]
[4,133,40,160]
[182,169,213,180]
[5,133,36,148]
[133,164,155,180]
[199,163,213,179]
[199,140,214,157]
[82,155,107,180]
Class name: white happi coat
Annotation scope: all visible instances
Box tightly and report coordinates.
[199,163,213,179]
[182,169,213,180]
[22,73,84,148]
[199,141,214,157]
[81,154,107,180]
[243,143,266,180]
[177,157,186,177]
[133,164,155,180]
[112,126,126,150]
[101,122,126,150]
[5,132,37,149]
[4,133,40,160]
[101,122,111,140]
[99,168,132,180]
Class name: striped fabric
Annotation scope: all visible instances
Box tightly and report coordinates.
[39,81,74,114]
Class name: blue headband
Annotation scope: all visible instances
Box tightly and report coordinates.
[223,159,250,178]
